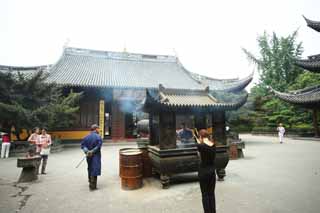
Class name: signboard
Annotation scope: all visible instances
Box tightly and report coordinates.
[99,100,105,139]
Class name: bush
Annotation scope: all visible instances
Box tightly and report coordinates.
[251,125,314,136]
[230,124,252,133]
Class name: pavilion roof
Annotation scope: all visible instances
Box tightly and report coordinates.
[272,86,320,108]
[294,16,320,73]
[188,72,254,92]
[303,16,320,32]
[144,85,248,113]
[295,57,320,73]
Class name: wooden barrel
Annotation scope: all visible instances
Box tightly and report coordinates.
[119,148,143,190]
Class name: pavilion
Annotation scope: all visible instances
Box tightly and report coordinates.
[273,16,320,137]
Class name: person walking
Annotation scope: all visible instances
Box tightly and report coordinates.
[195,129,216,213]
[37,127,52,174]
[81,124,102,190]
[277,123,286,144]
[1,132,11,158]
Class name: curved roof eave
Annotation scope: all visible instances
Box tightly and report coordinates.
[295,59,320,73]
[145,89,248,112]
[214,72,254,93]
[303,15,320,32]
[271,87,320,108]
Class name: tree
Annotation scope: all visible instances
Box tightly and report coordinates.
[0,70,82,140]
[243,31,304,92]
[230,30,313,132]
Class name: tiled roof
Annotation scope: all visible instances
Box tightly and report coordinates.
[158,85,217,107]
[187,71,253,92]
[272,87,320,108]
[47,47,204,90]
[47,47,252,91]
[288,85,320,95]
[295,58,320,73]
[144,85,248,112]
[303,16,320,32]
[294,17,320,73]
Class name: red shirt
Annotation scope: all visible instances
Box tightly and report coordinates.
[2,135,10,143]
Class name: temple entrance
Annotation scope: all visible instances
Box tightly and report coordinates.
[125,112,137,138]
[104,102,112,139]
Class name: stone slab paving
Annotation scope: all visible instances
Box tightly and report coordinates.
[0,134,320,213]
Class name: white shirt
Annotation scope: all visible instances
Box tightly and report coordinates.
[277,127,285,135]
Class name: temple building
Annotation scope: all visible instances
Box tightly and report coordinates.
[273,16,320,137]
[1,47,253,141]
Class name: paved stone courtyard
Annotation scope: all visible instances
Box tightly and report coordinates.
[1,134,320,213]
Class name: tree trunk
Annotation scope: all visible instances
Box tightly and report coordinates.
[312,109,320,138]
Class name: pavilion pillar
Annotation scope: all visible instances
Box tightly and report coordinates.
[212,111,226,145]
[159,111,176,149]
[312,108,320,137]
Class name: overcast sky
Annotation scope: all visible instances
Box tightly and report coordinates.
[1,0,320,86]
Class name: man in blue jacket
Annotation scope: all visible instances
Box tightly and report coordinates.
[81,124,102,190]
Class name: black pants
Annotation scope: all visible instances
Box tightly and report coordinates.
[40,155,48,174]
[198,167,216,213]
[87,157,97,190]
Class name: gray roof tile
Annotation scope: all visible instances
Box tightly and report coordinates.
[144,85,248,112]
[272,87,320,108]
[47,47,252,91]
[47,47,204,90]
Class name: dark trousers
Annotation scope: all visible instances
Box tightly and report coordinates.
[198,167,216,213]
[87,158,97,190]
[40,155,48,174]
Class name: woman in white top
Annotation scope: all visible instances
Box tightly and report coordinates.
[277,123,286,144]
[37,127,52,174]
[27,127,40,154]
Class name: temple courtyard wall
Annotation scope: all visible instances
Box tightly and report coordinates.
[0,134,320,213]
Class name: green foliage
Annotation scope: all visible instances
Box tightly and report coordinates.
[0,71,82,140]
[230,30,318,133]
[288,72,320,90]
[243,31,304,92]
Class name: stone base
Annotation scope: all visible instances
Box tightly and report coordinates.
[17,157,41,183]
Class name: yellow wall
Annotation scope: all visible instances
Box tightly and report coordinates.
[10,127,89,141]
[50,130,90,140]
[10,129,29,141]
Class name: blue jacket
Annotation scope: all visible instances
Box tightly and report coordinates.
[81,131,102,176]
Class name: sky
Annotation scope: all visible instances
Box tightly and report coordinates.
[1,0,320,87]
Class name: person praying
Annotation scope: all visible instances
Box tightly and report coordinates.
[177,123,193,143]
[195,129,216,213]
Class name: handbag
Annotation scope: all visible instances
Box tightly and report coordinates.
[40,147,51,155]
